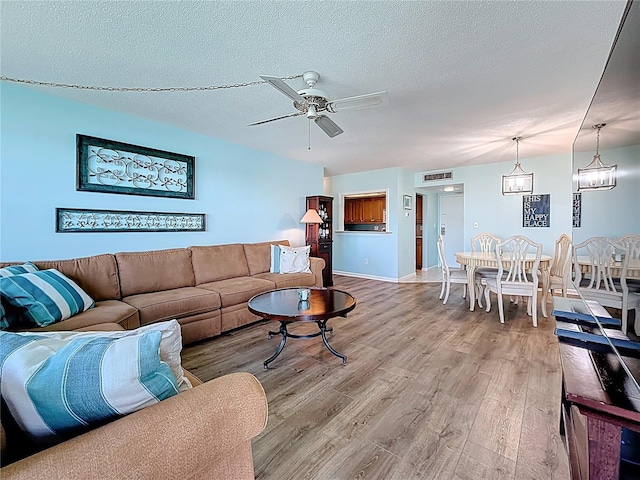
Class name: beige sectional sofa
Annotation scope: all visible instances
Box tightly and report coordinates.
[1,240,324,344]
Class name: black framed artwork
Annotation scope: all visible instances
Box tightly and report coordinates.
[76,135,195,199]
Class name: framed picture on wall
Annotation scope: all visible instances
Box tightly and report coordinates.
[403,195,412,210]
[76,135,195,199]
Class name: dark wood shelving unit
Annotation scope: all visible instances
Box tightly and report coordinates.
[305,195,333,287]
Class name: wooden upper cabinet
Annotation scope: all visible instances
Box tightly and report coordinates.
[344,196,385,224]
[370,197,385,222]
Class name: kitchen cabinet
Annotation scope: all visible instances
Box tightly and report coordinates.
[344,196,385,224]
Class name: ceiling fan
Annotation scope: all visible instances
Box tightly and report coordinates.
[248,71,388,138]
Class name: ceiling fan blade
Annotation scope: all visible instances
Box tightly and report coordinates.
[247,111,305,126]
[260,75,307,104]
[328,91,389,112]
[315,115,344,138]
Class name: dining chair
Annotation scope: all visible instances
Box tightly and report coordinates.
[437,235,467,304]
[549,233,573,297]
[470,233,501,307]
[573,236,640,334]
[483,235,543,326]
[618,234,640,293]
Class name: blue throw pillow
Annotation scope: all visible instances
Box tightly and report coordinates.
[0,261,39,278]
[0,262,39,329]
[0,330,179,447]
[270,244,281,273]
[0,269,95,327]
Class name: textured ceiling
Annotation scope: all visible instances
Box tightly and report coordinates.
[0,1,629,176]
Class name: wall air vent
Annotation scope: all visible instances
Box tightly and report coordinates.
[422,171,453,183]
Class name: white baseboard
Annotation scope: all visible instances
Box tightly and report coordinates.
[333,270,400,283]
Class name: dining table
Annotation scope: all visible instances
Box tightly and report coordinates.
[455,251,553,315]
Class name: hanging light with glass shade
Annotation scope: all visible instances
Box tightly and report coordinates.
[502,136,533,195]
[577,123,617,191]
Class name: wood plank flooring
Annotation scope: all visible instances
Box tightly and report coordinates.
[182,275,570,480]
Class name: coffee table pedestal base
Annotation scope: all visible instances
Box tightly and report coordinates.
[264,319,347,369]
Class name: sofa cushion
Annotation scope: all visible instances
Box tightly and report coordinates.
[0,269,95,327]
[116,248,195,297]
[32,254,121,302]
[198,277,275,308]
[21,300,140,332]
[123,287,221,326]
[243,240,290,276]
[190,244,250,284]
[0,329,178,447]
[253,272,316,289]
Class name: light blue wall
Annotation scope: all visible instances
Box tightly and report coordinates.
[417,152,574,260]
[572,144,640,243]
[0,83,324,261]
[326,167,407,281]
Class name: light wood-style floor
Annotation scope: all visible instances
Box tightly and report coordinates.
[182,275,569,480]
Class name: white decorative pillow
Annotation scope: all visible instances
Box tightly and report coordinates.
[279,245,311,274]
[0,329,179,447]
[25,320,192,392]
[270,244,281,273]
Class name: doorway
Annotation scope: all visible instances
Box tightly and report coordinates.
[439,194,464,267]
[416,194,424,269]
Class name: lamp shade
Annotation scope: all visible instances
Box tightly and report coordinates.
[300,209,323,224]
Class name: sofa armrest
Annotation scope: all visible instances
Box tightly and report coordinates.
[309,257,326,287]
[1,372,267,480]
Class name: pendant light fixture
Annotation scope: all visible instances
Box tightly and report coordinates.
[502,137,533,195]
[577,123,617,191]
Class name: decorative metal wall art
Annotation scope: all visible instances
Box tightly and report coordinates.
[76,135,195,199]
[56,208,205,233]
[522,194,550,228]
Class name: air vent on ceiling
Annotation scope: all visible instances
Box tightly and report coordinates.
[422,171,453,183]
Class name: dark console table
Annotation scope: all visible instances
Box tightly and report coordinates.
[554,299,640,480]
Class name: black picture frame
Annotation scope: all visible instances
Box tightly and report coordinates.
[56,208,206,233]
[76,134,195,199]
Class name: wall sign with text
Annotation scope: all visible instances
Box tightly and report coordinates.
[573,193,581,228]
[522,194,550,228]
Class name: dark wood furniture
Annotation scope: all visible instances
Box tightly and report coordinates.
[247,287,356,369]
[554,300,640,480]
[305,195,333,287]
[344,195,385,224]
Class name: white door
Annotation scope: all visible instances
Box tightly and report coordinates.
[439,194,464,267]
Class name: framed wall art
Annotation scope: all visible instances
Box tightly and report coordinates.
[56,208,206,233]
[522,194,550,227]
[403,195,412,210]
[76,135,195,199]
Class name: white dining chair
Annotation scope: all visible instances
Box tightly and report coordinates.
[549,233,573,297]
[573,236,640,335]
[470,233,501,307]
[483,235,542,326]
[437,235,467,304]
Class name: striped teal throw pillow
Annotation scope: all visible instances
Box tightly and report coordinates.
[0,330,179,446]
[0,269,94,327]
[0,262,40,330]
[0,261,39,277]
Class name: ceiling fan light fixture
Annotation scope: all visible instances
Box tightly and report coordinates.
[307,104,318,120]
[577,123,617,191]
[502,137,534,195]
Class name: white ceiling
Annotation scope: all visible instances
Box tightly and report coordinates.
[0,1,628,176]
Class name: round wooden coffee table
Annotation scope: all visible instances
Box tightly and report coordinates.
[248,287,356,369]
